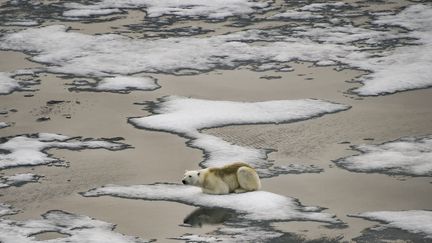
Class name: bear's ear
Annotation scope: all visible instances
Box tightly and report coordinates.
[185,170,189,173]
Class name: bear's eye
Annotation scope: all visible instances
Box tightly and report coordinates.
[188,175,192,178]
[197,172,200,176]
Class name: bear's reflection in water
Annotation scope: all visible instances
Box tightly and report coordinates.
[183,207,236,227]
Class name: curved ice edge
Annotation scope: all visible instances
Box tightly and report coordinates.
[68,76,161,94]
[0,208,151,243]
[332,134,432,177]
[348,210,432,238]
[81,183,343,225]
[350,83,432,97]
[0,173,43,189]
[61,0,271,20]
[0,203,19,217]
[0,133,132,170]
[128,96,351,133]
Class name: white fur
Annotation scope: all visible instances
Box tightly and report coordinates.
[182,163,261,195]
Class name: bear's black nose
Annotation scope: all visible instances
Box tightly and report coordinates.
[182,180,186,184]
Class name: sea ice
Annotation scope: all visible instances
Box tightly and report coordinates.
[176,225,284,242]
[63,8,122,18]
[372,4,432,31]
[1,5,431,96]
[0,25,353,77]
[0,209,149,243]
[2,20,39,26]
[334,135,432,176]
[299,2,347,12]
[70,76,160,93]
[352,4,432,95]
[352,210,432,238]
[0,133,129,169]
[269,10,323,20]
[0,173,41,188]
[0,203,17,217]
[62,0,270,19]
[129,96,349,176]
[0,72,21,95]
[84,183,341,224]
[0,122,9,129]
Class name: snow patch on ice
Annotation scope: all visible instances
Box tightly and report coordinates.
[0,173,41,188]
[0,210,149,243]
[84,183,341,224]
[0,133,130,170]
[70,76,160,93]
[129,96,349,177]
[62,0,270,19]
[334,135,432,176]
[352,210,432,238]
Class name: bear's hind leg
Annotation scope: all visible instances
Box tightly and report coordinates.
[237,166,261,192]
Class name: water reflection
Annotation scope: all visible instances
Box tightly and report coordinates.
[183,207,236,228]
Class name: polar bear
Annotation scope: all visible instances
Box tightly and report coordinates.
[182,162,261,195]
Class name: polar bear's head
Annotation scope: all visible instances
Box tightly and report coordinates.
[182,170,201,186]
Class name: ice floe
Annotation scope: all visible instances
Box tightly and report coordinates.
[62,0,270,19]
[70,76,160,93]
[0,133,130,170]
[269,2,348,20]
[272,164,323,174]
[63,8,123,18]
[177,225,342,243]
[129,96,349,177]
[1,4,431,95]
[349,4,432,95]
[372,4,432,31]
[0,25,353,76]
[177,225,284,242]
[0,173,41,188]
[299,2,347,12]
[0,209,149,243]
[0,203,17,217]
[2,20,39,26]
[352,210,432,238]
[0,70,42,95]
[269,10,323,20]
[334,135,432,176]
[0,122,9,129]
[287,4,432,96]
[84,183,341,224]
[0,72,20,95]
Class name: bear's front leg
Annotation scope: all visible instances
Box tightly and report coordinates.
[202,183,229,195]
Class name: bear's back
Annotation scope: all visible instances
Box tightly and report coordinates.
[208,162,252,177]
